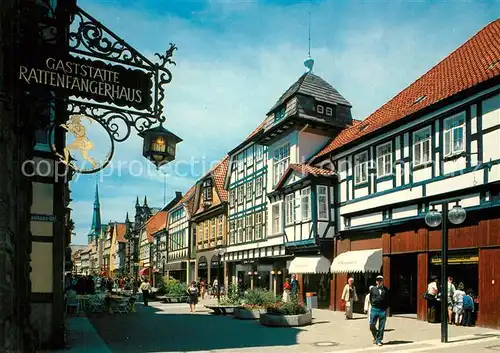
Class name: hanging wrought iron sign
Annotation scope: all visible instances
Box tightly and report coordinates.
[20,4,179,174]
[19,56,153,110]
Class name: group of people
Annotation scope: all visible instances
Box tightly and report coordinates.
[197,277,221,300]
[341,275,389,347]
[282,274,299,302]
[425,275,475,326]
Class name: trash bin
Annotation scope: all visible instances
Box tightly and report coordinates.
[306,292,318,311]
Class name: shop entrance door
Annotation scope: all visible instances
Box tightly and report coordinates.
[391,254,417,314]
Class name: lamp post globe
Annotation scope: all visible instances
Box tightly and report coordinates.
[425,209,443,228]
[448,205,466,225]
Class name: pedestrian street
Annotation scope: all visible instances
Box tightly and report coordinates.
[49,298,500,353]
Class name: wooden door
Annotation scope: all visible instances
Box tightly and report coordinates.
[478,248,500,328]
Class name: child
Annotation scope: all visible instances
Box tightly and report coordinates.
[462,290,475,326]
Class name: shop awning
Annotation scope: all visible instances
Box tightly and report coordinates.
[330,249,383,274]
[288,256,331,274]
[139,268,150,276]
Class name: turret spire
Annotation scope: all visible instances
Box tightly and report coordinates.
[143,195,148,206]
[304,10,314,73]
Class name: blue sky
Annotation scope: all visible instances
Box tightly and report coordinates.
[70,0,499,245]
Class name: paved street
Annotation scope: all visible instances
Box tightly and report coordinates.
[52,298,500,353]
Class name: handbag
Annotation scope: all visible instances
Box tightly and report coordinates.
[423,292,435,300]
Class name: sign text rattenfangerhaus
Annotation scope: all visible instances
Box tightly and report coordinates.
[19,56,152,111]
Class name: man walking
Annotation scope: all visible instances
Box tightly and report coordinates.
[290,274,299,297]
[140,278,152,306]
[369,275,389,346]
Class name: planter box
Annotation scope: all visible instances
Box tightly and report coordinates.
[234,307,261,320]
[260,312,312,327]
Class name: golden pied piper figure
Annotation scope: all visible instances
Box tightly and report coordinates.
[59,114,98,170]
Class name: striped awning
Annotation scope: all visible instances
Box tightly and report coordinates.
[330,249,382,274]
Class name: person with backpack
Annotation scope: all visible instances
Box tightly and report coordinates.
[462,289,475,326]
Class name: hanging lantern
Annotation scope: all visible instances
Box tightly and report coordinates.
[139,123,182,168]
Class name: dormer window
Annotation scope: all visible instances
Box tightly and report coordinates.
[317,105,324,114]
[274,107,286,122]
[326,107,333,116]
[203,178,212,202]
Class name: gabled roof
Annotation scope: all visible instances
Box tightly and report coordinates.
[275,163,335,190]
[268,71,352,114]
[315,19,500,159]
[171,186,196,215]
[115,223,127,243]
[194,156,230,216]
[144,211,168,242]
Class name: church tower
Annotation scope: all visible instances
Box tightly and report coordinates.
[88,182,102,244]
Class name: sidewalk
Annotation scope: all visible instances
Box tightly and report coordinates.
[45,300,500,353]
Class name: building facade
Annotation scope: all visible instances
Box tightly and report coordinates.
[191,157,229,286]
[312,20,500,327]
[166,187,196,283]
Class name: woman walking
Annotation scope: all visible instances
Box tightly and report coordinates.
[453,282,466,325]
[187,281,199,313]
[426,275,439,323]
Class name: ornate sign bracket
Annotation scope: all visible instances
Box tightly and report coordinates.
[66,6,177,141]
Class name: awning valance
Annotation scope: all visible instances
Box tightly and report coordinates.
[330,249,382,274]
[288,256,331,274]
[139,268,150,276]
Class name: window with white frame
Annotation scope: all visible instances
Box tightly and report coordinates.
[255,176,263,197]
[273,143,290,185]
[237,152,245,171]
[246,146,254,166]
[229,220,235,244]
[444,113,465,157]
[217,215,223,237]
[204,222,209,241]
[210,219,216,240]
[238,185,244,204]
[256,145,264,161]
[246,180,253,198]
[354,151,368,185]
[413,126,432,166]
[317,105,324,114]
[229,189,235,206]
[254,212,263,240]
[300,187,311,221]
[203,178,212,201]
[246,214,253,242]
[271,203,281,234]
[285,194,295,225]
[317,186,328,220]
[237,218,243,243]
[376,142,392,177]
[326,107,333,116]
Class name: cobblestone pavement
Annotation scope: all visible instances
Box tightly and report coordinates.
[55,298,500,353]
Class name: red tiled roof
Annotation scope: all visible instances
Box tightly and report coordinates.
[275,163,335,190]
[116,223,127,243]
[213,156,229,201]
[315,19,500,159]
[144,211,168,242]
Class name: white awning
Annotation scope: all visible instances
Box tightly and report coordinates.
[288,256,331,274]
[330,249,383,274]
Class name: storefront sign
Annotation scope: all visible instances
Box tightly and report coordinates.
[18,56,152,110]
[241,259,255,265]
[31,214,57,222]
[198,257,208,269]
[431,255,479,265]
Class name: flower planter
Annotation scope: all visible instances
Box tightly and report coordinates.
[259,311,312,327]
[233,307,262,320]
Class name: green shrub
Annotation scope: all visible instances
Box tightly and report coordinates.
[242,288,278,308]
[220,283,242,305]
[158,276,186,297]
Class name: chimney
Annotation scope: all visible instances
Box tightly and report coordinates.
[175,191,182,199]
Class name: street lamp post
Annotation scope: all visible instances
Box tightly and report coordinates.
[216,248,226,305]
[162,255,166,277]
[425,201,466,343]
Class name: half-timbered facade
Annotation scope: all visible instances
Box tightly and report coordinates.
[223,122,278,290]
[110,223,127,276]
[192,157,229,285]
[166,187,196,283]
[313,20,500,326]
[254,70,354,305]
